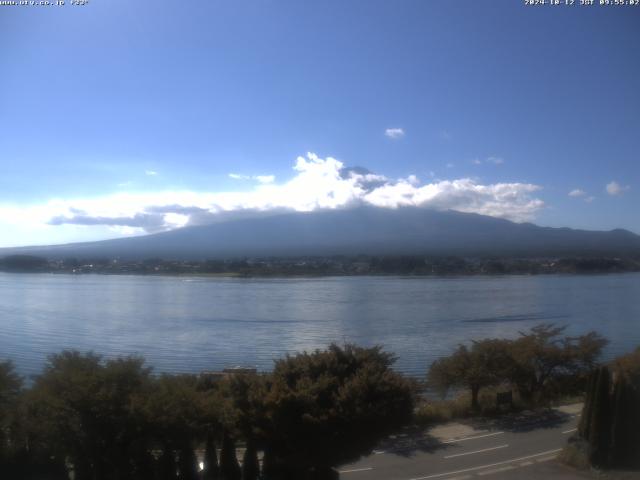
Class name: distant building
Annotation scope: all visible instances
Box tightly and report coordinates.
[200,366,258,382]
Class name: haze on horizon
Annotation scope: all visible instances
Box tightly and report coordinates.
[1,0,639,248]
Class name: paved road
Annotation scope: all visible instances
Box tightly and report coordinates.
[338,405,586,480]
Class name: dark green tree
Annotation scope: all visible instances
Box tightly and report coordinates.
[0,360,23,472]
[27,351,153,479]
[158,447,178,479]
[142,374,207,479]
[218,373,268,480]
[242,441,260,480]
[508,325,607,403]
[586,366,612,468]
[219,430,241,480]
[262,344,416,479]
[0,360,21,445]
[202,433,220,480]
[178,445,199,480]
[609,347,640,467]
[428,339,512,410]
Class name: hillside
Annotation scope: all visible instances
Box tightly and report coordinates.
[2,207,640,260]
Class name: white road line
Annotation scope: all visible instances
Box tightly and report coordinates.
[409,448,562,480]
[536,456,558,463]
[373,431,505,456]
[444,444,509,459]
[442,431,505,444]
[339,467,373,474]
[478,465,515,476]
[562,428,577,434]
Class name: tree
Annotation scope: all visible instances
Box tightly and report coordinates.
[242,441,260,480]
[0,360,22,468]
[27,351,153,479]
[508,324,607,403]
[217,373,268,480]
[428,339,512,410]
[178,445,199,480]
[202,433,220,480]
[141,374,209,479]
[219,430,241,480]
[586,366,612,468]
[0,255,48,272]
[262,344,416,479]
[576,347,640,469]
[613,346,640,385]
[609,347,640,467]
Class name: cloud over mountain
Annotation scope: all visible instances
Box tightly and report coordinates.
[0,153,544,237]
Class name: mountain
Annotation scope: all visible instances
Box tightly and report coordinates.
[2,207,640,260]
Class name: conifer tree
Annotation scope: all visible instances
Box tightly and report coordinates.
[587,366,611,468]
[203,434,219,480]
[241,440,259,480]
[178,444,199,480]
[219,431,241,480]
[578,369,597,439]
[159,446,177,480]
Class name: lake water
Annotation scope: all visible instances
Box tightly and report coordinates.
[1,272,639,378]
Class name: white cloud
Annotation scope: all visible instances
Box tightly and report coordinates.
[606,181,630,196]
[255,175,275,184]
[145,170,158,176]
[384,128,405,139]
[584,196,595,203]
[568,189,586,197]
[406,175,420,186]
[0,153,545,245]
[446,163,455,168]
[472,156,504,166]
[229,173,275,184]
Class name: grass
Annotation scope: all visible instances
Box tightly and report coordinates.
[414,387,584,425]
[558,439,591,471]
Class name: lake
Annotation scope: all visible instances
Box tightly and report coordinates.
[1,272,639,378]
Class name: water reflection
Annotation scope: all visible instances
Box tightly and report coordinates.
[1,273,639,377]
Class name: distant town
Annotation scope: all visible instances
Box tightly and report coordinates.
[1,254,639,276]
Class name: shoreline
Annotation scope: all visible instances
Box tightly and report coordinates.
[1,269,639,279]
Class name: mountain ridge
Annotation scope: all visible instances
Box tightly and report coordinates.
[2,207,640,260]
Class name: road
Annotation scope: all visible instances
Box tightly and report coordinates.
[338,404,588,480]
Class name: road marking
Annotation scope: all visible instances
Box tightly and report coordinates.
[478,465,515,476]
[562,428,577,434]
[409,448,562,480]
[372,431,504,456]
[444,444,509,459]
[520,461,533,466]
[339,467,373,474]
[442,431,504,444]
[536,456,557,463]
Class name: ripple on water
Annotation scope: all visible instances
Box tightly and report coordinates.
[1,272,639,377]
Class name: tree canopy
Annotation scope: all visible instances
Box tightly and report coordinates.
[428,339,512,409]
[428,324,608,407]
[262,344,416,478]
[0,344,417,479]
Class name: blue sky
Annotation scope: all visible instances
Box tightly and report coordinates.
[1,0,638,247]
